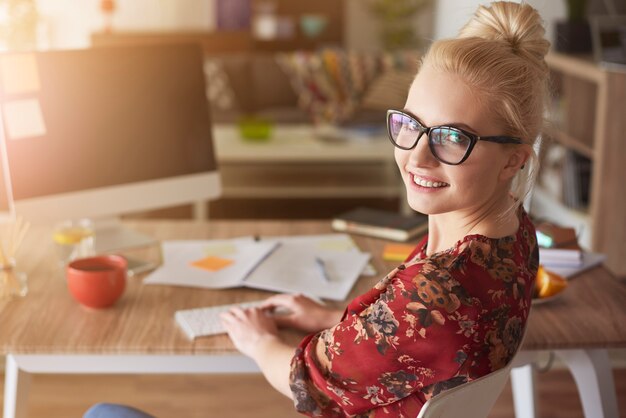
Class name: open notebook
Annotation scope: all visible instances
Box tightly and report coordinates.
[143,234,372,301]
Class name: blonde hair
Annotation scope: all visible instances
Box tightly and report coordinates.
[421,1,550,212]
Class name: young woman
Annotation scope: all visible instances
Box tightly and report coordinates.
[84,2,549,417]
[220,2,548,417]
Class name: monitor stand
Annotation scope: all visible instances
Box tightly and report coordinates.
[93,218,158,254]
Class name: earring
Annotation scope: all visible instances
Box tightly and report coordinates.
[520,164,525,170]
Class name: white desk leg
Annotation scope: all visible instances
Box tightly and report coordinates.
[3,354,31,418]
[555,349,619,418]
[511,363,538,418]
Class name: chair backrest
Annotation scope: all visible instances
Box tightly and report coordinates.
[416,360,514,418]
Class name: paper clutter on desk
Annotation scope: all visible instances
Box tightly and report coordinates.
[190,256,234,272]
[143,234,372,301]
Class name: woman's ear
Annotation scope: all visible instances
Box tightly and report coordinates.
[500,145,531,182]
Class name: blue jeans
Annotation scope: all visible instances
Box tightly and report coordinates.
[83,403,156,418]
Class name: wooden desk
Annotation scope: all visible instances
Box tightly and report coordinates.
[1,220,624,418]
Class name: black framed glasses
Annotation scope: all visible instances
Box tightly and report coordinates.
[386,109,523,165]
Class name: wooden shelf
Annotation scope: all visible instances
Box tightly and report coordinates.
[92,0,345,53]
[547,129,595,159]
[91,30,253,54]
[534,52,626,276]
[546,53,604,84]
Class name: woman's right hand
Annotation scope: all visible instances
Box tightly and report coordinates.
[261,293,344,333]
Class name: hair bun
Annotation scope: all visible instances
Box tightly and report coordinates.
[458,1,550,62]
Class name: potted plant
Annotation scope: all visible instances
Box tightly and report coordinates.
[555,0,592,53]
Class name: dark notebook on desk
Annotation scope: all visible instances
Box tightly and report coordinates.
[332,207,428,242]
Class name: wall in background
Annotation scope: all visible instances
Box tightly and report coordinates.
[40,0,373,51]
[344,0,381,51]
[434,0,566,45]
[345,0,435,52]
[36,1,568,50]
[37,0,215,49]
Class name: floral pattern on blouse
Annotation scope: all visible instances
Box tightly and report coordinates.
[289,207,538,417]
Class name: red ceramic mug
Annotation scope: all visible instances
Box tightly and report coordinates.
[66,255,127,309]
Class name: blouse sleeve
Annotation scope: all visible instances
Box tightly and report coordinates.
[289,266,481,417]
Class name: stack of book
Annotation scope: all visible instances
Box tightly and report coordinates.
[535,222,605,278]
[539,248,583,267]
[332,207,428,242]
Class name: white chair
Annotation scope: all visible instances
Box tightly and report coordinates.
[417,360,514,418]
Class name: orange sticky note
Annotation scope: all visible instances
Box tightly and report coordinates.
[383,244,416,262]
[190,256,233,272]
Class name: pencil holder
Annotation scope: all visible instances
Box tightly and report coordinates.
[0,258,27,300]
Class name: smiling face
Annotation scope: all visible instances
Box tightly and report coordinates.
[395,64,522,216]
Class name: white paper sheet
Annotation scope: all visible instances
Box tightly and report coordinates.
[243,234,371,301]
[143,238,279,289]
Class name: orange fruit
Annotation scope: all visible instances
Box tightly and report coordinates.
[536,265,568,298]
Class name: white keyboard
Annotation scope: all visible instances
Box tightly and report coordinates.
[175,300,265,340]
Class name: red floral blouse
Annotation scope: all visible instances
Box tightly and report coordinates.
[289,208,538,417]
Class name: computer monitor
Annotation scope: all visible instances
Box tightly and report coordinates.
[0,44,221,251]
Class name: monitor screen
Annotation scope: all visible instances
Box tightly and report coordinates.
[0,43,221,225]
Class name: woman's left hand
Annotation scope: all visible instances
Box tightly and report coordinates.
[220,307,280,359]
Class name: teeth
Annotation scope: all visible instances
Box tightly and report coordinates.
[413,176,448,188]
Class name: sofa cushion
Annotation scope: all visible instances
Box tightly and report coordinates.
[212,53,299,114]
[203,58,237,111]
[217,53,256,113]
[250,54,299,110]
[206,50,418,125]
[276,49,419,125]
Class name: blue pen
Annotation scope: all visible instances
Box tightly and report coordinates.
[314,257,331,282]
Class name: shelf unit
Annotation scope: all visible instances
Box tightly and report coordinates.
[532,52,626,276]
[91,0,344,53]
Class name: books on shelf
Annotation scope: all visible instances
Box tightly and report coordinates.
[538,143,592,212]
[332,207,428,242]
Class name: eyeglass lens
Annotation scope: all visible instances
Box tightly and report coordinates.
[388,112,472,165]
